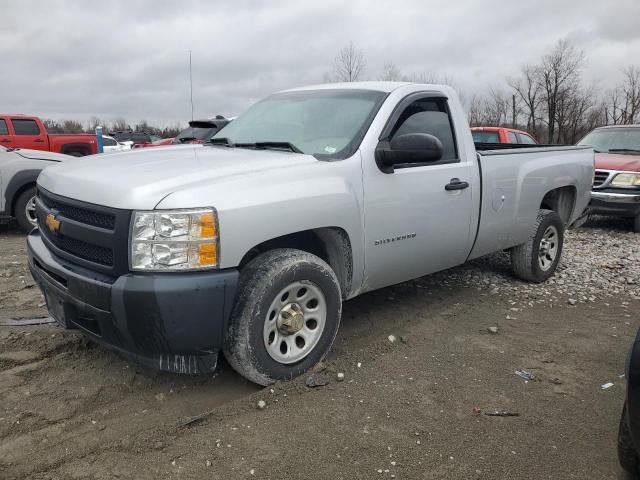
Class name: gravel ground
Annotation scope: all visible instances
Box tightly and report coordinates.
[0,216,639,479]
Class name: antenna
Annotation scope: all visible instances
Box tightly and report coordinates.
[189,50,194,121]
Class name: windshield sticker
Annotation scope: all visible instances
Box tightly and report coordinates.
[324,146,337,154]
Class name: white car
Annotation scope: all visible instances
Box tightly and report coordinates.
[102,135,132,153]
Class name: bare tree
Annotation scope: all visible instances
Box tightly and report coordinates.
[621,66,640,124]
[61,120,84,134]
[378,61,402,81]
[86,116,103,133]
[509,65,543,138]
[110,118,131,132]
[539,40,585,143]
[331,41,365,82]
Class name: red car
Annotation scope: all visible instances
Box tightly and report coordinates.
[578,125,640,232]
[0,114,97,156]
[471,127,538,145]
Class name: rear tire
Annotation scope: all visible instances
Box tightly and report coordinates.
[224,248,342,386]
[511,209,564,283]
[14,187,38,232]
[619,403,640,477]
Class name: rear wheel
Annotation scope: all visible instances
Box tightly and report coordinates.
[14,187,38,232]
[619,402,640,477]
[223,248,341,386]
[511,209,564,283]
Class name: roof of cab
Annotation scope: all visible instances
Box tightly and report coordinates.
[280,81,413,94]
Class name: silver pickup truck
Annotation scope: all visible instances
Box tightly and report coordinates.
[27,82,593,385]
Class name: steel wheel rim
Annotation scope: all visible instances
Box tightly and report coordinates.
[263,280,327,364]
[538,225,558,271]
[25,196,37,226]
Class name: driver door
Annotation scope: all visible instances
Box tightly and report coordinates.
[362,95,475,291]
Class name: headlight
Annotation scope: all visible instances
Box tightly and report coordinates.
[130,208,218,271]
[611,173,640,187]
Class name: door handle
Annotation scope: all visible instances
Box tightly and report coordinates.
[445,178,469,191]
[0,139,11,142]
[34,138,45,143]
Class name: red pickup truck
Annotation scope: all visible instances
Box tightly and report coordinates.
[471,127,538,145]
[0,114,97,156]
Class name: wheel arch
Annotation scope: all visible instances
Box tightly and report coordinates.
[60,143,91,156]
[5,170,40,216]
[540,185,577,226]
[238,227,353,299]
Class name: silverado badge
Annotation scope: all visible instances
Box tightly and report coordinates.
[45,213,61,233]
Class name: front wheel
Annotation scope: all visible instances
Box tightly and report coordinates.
[14,187,38,232]
[619,402,640,476]
[511,209,564,283]
[224,249,342,386]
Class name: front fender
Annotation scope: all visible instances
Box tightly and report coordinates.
[155,156,365,288]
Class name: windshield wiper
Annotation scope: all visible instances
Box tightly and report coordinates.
[208,137,233,146]
[609,148,640,155]
[235,141,303,154]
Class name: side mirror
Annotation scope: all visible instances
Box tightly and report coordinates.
[376,133,443,173]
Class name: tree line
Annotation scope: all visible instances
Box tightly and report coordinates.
[327,40,640,144]
[42,117,183,139]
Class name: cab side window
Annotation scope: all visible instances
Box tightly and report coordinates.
[12,119,41,135]
[389,99,457,161]
[0,119,8,135]
[508,131,518,143]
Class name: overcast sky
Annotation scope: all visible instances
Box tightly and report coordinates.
[2,0,639,127]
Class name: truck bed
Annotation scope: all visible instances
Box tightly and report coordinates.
[468,145,593,260]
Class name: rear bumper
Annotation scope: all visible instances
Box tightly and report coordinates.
[589,191,640,217]
[27,229,239,374]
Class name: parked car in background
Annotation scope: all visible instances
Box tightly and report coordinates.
[28,82,593,384]
[0,114,97,156]
[471,126,538,145]
[0,144,72,231]
[111,131,163,147]
[578,125,640,232]
[102,135,132,153]
[618,327,640,476]
[134,117,231,149]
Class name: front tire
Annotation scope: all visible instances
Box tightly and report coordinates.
[224,249,342,386]
[511,209,564,283]
[14,187,38,232]
[619,402,640,477]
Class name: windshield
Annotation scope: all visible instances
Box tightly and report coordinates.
[578,127,640,154]
[472,131,500,143]
[211,89,387,158]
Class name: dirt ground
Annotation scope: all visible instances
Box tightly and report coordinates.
[1,219,639,480]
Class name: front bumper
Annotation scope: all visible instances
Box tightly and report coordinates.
[27,229,239,374]
[589,190,640,217]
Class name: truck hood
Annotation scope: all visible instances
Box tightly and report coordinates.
[595,152,640,172]
[37,145,317,209]
[14,148,71,162]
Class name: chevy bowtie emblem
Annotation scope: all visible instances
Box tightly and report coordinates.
[45,213,61,233]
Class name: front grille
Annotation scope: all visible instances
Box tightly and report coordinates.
[46,234,113,266]
[39,190,115,230]
[36,188,131,275]
[593,170,609,187]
